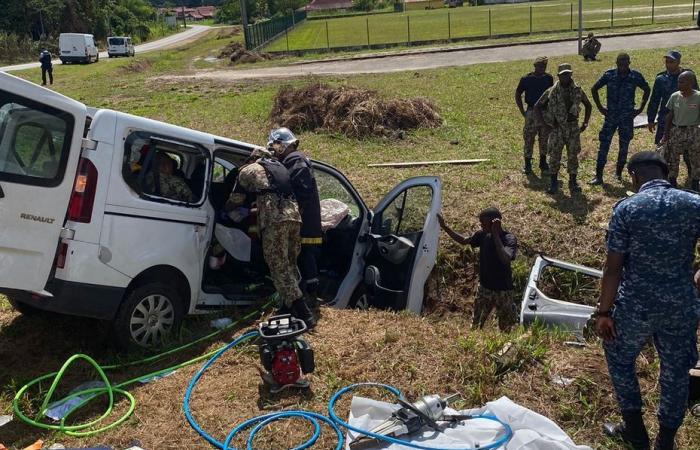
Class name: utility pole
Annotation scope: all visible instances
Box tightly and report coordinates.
[240,0,249,48]
[181,0,187,28]
[577,0,583,54]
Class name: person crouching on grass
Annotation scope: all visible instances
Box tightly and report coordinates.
[438,208,518,331]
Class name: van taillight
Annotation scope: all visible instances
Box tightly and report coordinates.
[55,242,68,269]
[67,157,98,223]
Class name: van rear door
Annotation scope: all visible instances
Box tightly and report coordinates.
[0,73,87,292]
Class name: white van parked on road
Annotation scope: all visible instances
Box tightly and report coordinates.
[0,72,441,349]
[107,36,135,58]
[59,33,99,64]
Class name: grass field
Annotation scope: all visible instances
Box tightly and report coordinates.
[1,29,699,449]
[265,0,698,51]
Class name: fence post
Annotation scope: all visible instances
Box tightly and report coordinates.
[285,26,289,52]
[529,5,532,33]
[407,15,411,45]
[448,11,451,40]
[693,0,696,22]
[611,0,614,27]
[326,20,330,49]
[488,8,492,37]
[652,0,655,23]
[570,3,573,30]
[366,17,370,48]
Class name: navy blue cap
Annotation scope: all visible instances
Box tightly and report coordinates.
[665,50,682,61]
[628,151,668,175]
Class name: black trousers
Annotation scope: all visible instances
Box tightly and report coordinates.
[41,67,53,85]
[298,244,321,295]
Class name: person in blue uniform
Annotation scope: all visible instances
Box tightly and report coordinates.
[595,151,700,450]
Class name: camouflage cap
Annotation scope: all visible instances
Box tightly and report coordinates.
[557,63,573,75]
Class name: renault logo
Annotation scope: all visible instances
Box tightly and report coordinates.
[20,213,55,224]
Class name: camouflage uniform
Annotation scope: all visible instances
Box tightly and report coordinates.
[473,285,517,331]
[581,37,601,60]
[538,81,588,175]
[144,172,194,202]
[604,179,700,430]
[664,126,700,180]
[523,110,550,161]
[237,162,303,307]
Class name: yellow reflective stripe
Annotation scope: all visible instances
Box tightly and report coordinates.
[301,237,323,244]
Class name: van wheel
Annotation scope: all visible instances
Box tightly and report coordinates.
[349,285,371,310]
[112,283,183,350]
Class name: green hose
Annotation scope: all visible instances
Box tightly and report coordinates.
[12,299,273,437]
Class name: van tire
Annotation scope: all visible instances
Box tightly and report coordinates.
[112,282,184,350]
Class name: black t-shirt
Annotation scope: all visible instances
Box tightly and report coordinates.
[470,230,517,291]
[517,72,554,108]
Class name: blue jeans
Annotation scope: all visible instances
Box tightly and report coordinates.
[596,112,635,170]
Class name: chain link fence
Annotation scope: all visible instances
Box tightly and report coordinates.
[244,10,307,50]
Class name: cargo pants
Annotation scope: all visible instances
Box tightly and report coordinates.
[523,110,550,160]
[604,310,699,429]
[473,284,517,331]
[548,121,581,176]
[261,221,303,308]
[664,126,700,181]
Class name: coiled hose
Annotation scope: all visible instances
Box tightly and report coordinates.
[184,332,513,450]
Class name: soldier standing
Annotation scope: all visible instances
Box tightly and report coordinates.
[590,53,650,184]
[581,32,602,61]
[236,153,316,328]
[534,63,592,194]
[596,151,700,450]
[515,56,554,175]
[39,48,53,86]
[268,128,323,311]
[660,71,700,190]
[437,208,518,331]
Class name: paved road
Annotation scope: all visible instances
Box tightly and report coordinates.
[0,25,210,72]
[162,29,700,81]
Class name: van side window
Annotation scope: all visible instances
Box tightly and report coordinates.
[122,131,209,206]
[0,92,74,187]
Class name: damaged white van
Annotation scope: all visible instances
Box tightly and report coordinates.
[0,72,441,348]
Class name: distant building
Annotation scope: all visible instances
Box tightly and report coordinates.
[304,0,353,11]
[158,6,217,21]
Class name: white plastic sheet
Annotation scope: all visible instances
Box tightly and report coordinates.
[347,396,591,450]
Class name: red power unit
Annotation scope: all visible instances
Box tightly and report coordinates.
[258,315,314,393]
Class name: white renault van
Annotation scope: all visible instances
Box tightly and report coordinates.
[0,72,441,349]
[59,33,99,64]
[107,36,135,58]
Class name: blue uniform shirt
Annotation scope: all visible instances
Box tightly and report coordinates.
[593,69,650,113]
[647,68,697,124]
[606,179,700,318]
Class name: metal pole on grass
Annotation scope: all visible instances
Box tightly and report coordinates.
[611,0,614,27]
[366,17,370,47]
[577,0,582,54]
[529,5,532,33]
[693,0,696,22]
[448,11,451,40]
[407,15,411,44]
[286,26,289,51]
[652,0,655,23]
[570,3,573,30]
[488,8,492,36]
[326,20,330,49]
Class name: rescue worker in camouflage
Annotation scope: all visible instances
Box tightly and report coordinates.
[515,56,554,175]
[268,128,323,312]
[437,208,518,331]
[595,151,700,450]
[660,71,700,190]
[143,152,194,202]
[581,32,601,61]
[236,153,316,328]
[591,53,651,185]
[534,63,592,194]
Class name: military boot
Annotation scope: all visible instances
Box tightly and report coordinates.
[521,158,533,175]
[569,174,581,193]
[669,177,678,188]
[603,411,650,450]
[615,163,625,182]
[589,166,604,185]
[291,297,316,329]
[539,154,549,173]
[691,179,699,192]
[547,174,559,194]
[653,426,678,450]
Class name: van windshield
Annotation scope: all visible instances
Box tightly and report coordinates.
[109,38,124,45]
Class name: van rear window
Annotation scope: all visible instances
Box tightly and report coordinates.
[109,38,124,45]
[0,91,74,187]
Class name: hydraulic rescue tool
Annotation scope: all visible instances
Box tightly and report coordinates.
[257,315,314,393]
[349,393,471,450]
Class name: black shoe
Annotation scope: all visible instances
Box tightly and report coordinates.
[291,298,316,329]
[589,167,604,185]
[522,158,533,175]
[669,177,678,188]
[692,179,699,192]
[569,174,581,193]
[616,163,625,182]
[547,174,559,194]
[653,426,678,450]
[603,411,650,450]
[539,155,549,173]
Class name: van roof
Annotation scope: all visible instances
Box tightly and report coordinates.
[59,33,94,37]
[108,36,130,39]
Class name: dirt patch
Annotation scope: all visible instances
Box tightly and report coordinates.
[120,59,153,74]
[270,83,442,138]
[216,27,242,39]
[218,41,273,65]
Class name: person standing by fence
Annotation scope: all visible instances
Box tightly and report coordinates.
[515,56,554,175]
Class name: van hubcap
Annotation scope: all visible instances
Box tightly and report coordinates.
[130,294,175,348]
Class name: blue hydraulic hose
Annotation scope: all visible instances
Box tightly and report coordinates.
[328,383,513,450]
[185,332,512,450]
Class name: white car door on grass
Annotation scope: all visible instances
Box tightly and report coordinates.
[0,73,87,292]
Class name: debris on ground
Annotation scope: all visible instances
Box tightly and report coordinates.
[218,42,273,65]
[270,83,442,138]
[0,415,11,427]
[120,59,152,74]
[367,159,487,168]
[550,374,575,387]
[211,317,233,329]
[216,27,242,39]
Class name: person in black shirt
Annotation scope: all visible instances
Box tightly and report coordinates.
[438,208,518,331]
[516,56,554,175]
[39,48,53,86]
